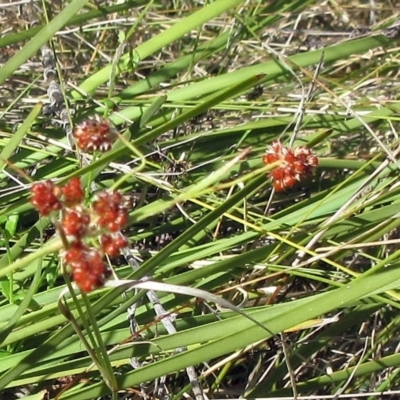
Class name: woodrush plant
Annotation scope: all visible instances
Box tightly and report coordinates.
[2,1,400,399]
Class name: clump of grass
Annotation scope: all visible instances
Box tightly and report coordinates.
[1,0,400,399]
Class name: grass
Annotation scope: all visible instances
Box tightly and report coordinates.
[1,0,400,399]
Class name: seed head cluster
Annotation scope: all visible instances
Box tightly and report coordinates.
[73,115,117,152]
[30,178,129,292]
[31,180,62,216]
[263,141,318,192]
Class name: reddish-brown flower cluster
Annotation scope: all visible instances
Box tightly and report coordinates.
[73,115,117,152]
[63,242,110,293]
[263,141,318,192]
[101,234,128,257]
[93,191,129,232]
[31,180,62,216]
[59,177,84,206]
[30,178,130,292]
